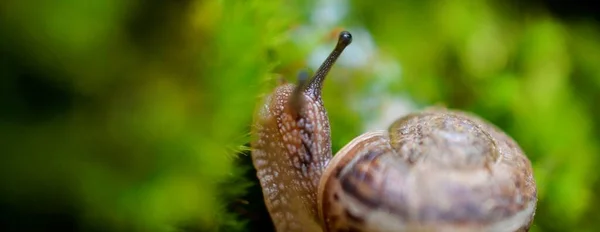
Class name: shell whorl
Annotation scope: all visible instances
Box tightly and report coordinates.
[318,109,537,232]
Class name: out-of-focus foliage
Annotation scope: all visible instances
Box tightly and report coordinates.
[1,0,600,231]
[0,0,302,231]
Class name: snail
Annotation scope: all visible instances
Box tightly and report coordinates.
[250,31,537,232]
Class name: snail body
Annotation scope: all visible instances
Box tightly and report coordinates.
[251,31,537,232]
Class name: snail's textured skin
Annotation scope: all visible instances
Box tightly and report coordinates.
[318,109,537,232]
[251,83,331,231]
[251,31,351,232]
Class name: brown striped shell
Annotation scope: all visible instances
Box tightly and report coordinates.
[317,109,537,232]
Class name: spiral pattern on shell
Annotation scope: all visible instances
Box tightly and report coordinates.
[318,109,537,232]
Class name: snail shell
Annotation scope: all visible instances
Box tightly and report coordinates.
[318,110,537,232]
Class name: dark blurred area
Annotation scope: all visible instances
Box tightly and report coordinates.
[1,0,600,231]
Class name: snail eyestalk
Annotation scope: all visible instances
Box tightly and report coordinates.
[306,31,353,97]
[290,69,310,116]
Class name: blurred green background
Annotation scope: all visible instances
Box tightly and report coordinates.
[1,0,599,231]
